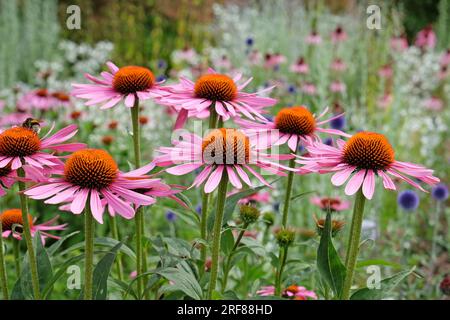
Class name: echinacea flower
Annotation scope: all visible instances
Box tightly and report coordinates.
[235,190,270,205]
[154,128,294,193]
[397,190,420,211]
[331,58,347,72]
[235,106,350,152]
[157,68,276,129]
[24,149,170,224]
[331,25,347,43]
[310,196,350,212]
[314,215,345,237]
[0,112,33,128]
[301,83,317,96]
[378,64,393,79]
[415,25,436,49]
[256,285,275,296]
[330,81,346,94]
[306,31,322,45]
[17,89,59,112]
[264,53,286,70]
[390,35,408,52]
[297,131,440,199]
[72,61,168,110]
[0,123,85,173]
[0,209,67,244]
[423,97,443,111]
[283,285,317,300]
[290,57,309,74]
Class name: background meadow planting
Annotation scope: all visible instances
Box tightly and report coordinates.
[0,0,449,300]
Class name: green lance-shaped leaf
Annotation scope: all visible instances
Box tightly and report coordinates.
[350,266,417,300]
[11,232,53,299]
[157,264,203,300]
[316,211,347,298]
[92,240,124,300]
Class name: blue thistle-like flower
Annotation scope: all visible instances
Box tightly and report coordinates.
[165,211,177,222]
[431,184,448,202]
[330,115,345,130]
[397,190,420,211]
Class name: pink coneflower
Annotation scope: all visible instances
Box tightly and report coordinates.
[17,89,58,112]
[438,65,449,80]
[51,91,72,107]
[378,64,393,79]
[0,123,84,172]
[236,106,350,152]
[0,164,46,197]
[24,149,168,224]
[264,53,286,69]
[310,196,350,212]
[256,285,275,296]
[306,31,322,45]
[331,25,347,43]
[284,285,318,300]
[415,25,436,49]
[301,83,317,96]
[331,58,347,72]
[154,128,294,193]
[378,93,393,109]
[214,55,232,70]
[256,284,317,300]
[390,35,408,52]
[71,61,168,110]
[297,132,440,199]
[440,49,450,66]
[0,112,33,128]
[1,209,67,244]
[290,57,309,74]
[157,68,276,129]
[228,189,270,204]
[247,49,262,65]
[173,46,198,65]
[330,81,346,93]
[423,97,443,111]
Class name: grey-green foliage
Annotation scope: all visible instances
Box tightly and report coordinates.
[0,0,59,89]
[437,0,450,49]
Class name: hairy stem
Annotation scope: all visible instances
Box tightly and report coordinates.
[84,203,94,300]
[206,172,228,299]
[0,222,9,300]
[342,188,366,300]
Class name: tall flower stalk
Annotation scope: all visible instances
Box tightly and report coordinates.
[130,97,146,296]
[200,106,218,272]
[18,168,40,300]
[84,202,94,300]
[0,221,9,300]
[341,188,366,300]
[206,173,229,299]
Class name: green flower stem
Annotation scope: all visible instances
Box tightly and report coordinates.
[281,155,297,227]
[108,215,124,282]
[274,246,289,296]
[84,202,94,300]
[18,168,40,300]
[200,107,219,274]
[221,222,249,292]
[0,222,9,300]
[12,239,21,278]
[342,188,366,300]
[206,172,229,299]
[130,98,147,298]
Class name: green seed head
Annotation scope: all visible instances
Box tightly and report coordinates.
[275,228,296,247]
[239,204,260,225]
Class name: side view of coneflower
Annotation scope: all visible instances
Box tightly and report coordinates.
[297,131,440,299]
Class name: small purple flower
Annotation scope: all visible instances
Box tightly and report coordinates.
[288,85,297,94]
[273,202,280,212]
[398,190,420,211]
[330,115,345,130]
[246,37,254,46]
[196,204,202,215]
[165,211,177,222]
[157,59,167,70]
[432,184,448,202]
[156,75,166,82]
[323,137,333,146]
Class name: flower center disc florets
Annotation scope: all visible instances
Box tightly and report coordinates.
[275,106,316,136]
[320,197,341,208]
[201,128,250,165]
[0,127,41,157]
[35,89,48,97]
[0,209,33,231]
[194,74,238,101]
[343,132,395,171]
[64,149,118,190]
[112,66,155,94]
